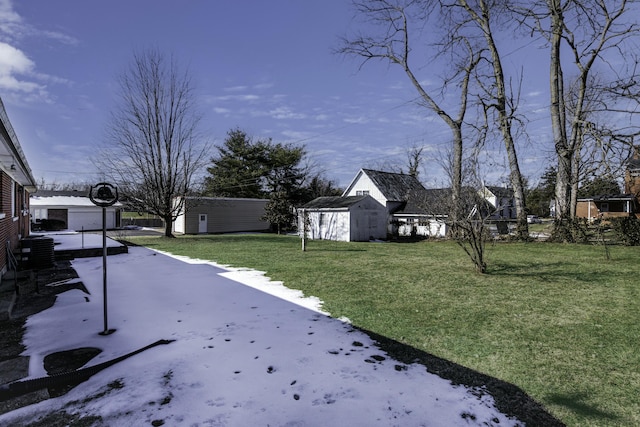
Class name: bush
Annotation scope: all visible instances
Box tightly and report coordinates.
[610,216,640,246]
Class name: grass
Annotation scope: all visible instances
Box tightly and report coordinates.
[126,233,640,426]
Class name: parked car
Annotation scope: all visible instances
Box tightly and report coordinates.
[527,215,542,224]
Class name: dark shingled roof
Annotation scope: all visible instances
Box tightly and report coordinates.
[361,169,427,202]
[485,185,514,199]
[301,195,371,209]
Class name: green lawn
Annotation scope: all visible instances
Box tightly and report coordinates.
[126,233,640,426]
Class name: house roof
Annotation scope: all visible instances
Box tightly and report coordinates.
[359,169,428,202]
[484,185,514,199]
[342,169,428,202]
[0,97,37,191]
[577,194,636,202]
[394,188,451,215]
[301,195,372,209]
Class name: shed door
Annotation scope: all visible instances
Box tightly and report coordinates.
[198,214,208,233]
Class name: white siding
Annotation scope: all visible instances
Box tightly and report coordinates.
[343,172,388,207]
[67,207,118,230]
[306,210,350,242]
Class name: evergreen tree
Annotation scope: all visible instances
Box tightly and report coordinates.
[203,128,270,198]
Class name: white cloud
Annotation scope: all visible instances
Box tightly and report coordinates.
[0,0,20,26]
[215,94,260,102]
[0,41,44,92]
[343,116,368,124]
[224,85,248,92]
[269,106,305,120]
[280,129,314,140]
[213,107,231,114]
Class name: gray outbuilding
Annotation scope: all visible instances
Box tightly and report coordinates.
[173,196,269,234]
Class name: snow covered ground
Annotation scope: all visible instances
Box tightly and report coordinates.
[0,233,523,426]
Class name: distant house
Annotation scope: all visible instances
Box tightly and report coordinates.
[342,169,448,237]
[575,195,636,221]
[30,190,123,231]
[173,196,269,234]
[299,195,387,242]
[625,145,640,219]
[480,185,516,220]
[574,146,640,222]
[0,98,37,277]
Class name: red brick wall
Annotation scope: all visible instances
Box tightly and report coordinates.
[0,171,31,273]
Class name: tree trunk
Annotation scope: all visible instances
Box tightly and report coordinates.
[163,215,174,238]
[471,0,528,239]
[547,0,573,240]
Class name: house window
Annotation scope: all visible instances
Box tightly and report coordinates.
[600,202,609,213]
[319,213,325,227]
[356,190,369,196]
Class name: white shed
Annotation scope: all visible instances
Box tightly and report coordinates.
[173,196,269,234]
[30,190,122,231]
[299,195,387,242]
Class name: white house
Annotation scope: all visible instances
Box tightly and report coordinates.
[173,196,269,234]
[479,185,516,220]
[30,190,122,231]
[299,195,387,242]
[342,169,448,238]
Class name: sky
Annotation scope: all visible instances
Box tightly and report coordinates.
[0,0,557,190]
[0,232,523,426]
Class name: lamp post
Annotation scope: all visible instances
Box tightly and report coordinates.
[89,182,118,336]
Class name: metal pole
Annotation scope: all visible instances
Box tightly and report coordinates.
[102,207,108,333]
[99,206,115,335]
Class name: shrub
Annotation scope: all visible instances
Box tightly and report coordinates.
[610,216,640,246]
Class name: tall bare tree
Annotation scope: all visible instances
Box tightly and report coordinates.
[446,0,529,239]
[519,0,640,241]
[339,0,482,225]
[96,49,209,237]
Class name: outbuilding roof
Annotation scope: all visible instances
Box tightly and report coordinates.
[31,190,123,207]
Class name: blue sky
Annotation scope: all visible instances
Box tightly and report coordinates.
[0,0,555,189]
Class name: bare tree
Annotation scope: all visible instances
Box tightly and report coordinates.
[96,49,209,237]
[339,0,482,225]
[406,143,424,178]
[446,0,529,240]
[518,0,640,241]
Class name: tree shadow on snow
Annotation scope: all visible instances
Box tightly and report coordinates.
[358,327,567,427]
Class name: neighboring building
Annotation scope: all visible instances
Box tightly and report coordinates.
[625,145,640,218]
[0,98,37,276]
[342,169,448,238]
[480,185,516,220]
[576,195,636,222]
[173,196,269,234]
[575,145,640,222]
[299,195,387,242]
[30,190,122,231]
